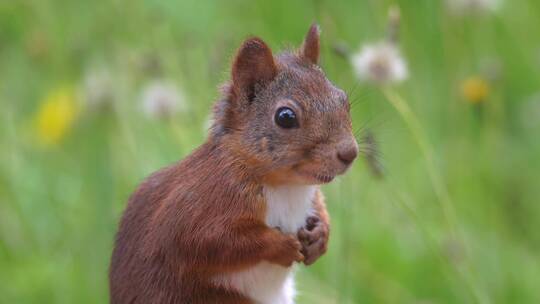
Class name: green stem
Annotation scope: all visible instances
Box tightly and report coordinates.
[382,88,457,232]
[382,88,490,304]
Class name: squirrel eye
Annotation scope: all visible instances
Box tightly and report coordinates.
[274,107,298,129]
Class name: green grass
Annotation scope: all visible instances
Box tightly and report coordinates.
[1,0,540,303]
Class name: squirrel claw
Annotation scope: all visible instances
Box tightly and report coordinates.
[297,216,328,265]
[301,238,327,265]
[305,216,320,231]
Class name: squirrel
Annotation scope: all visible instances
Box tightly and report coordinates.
[109,24,358,304]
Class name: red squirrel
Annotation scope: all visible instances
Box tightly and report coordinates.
[109,24,358,304]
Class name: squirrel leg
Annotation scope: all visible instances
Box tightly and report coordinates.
[189,219,304,273]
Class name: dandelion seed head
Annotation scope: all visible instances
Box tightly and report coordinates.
[141,81,186,119]
[83,67,115,109]
[351,42,408,84]
[446,0,502,15]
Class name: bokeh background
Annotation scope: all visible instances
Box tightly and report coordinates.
[1,0,540,303]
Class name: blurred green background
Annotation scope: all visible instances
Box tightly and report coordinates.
[1,0,540,303]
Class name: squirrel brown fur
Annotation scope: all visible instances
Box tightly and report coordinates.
[109,24,358,304]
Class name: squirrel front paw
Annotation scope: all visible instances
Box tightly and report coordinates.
[266,234,304,267]
[298,216,329,265]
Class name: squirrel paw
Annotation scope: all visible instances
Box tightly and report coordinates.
[268,234,304,267]
[298,216,329,265]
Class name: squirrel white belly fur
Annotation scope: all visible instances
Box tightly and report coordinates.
[213,186,316,304]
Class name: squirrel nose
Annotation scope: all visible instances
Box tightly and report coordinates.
[337,143,358,166]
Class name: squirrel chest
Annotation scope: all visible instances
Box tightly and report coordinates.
[213,185,317,304]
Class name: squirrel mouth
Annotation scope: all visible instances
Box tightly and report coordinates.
[296,170,337,185]
[303,173,334,184]
[315,174,334,184]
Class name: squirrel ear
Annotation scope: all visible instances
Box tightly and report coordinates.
[301,23,321,65]
[231,37,277,101]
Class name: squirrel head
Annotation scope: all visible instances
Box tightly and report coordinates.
[211,24,358,185]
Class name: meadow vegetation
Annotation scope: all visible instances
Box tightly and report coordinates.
[1,0,540,303]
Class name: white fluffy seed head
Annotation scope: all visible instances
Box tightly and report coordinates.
[83,67,115,109]
[446,0,502,15]
[141,80,186,119]
[351,42,408,84]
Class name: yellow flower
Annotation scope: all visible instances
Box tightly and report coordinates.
[461,76,490,104]
[35,87,78,145]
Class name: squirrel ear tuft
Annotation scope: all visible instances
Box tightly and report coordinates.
[301,23,321,65]
[231,37,277,101]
